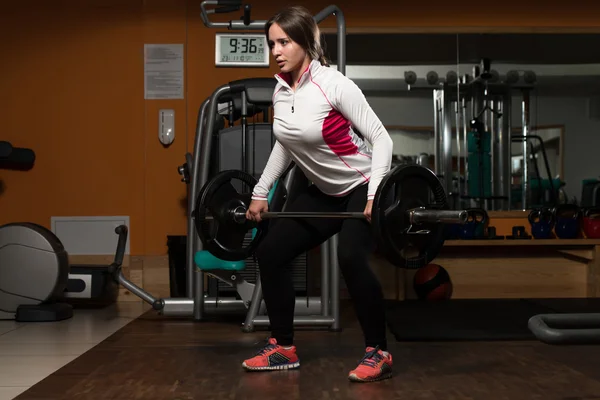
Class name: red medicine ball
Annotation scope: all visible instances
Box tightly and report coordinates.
[413,264,453,301]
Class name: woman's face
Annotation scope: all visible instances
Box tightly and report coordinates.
[268,23,308,74]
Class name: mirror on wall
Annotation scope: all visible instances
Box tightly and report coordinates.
[384,123,566,210]
[323,32,600,210]
[451,33,600,210]
[510,125,565,209]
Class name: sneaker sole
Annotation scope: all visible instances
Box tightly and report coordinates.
[348,371,392,382]
[242,361,300,371]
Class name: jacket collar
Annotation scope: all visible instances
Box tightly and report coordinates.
[275,59,321,90]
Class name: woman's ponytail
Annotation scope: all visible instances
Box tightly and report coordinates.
[313,26,330,66]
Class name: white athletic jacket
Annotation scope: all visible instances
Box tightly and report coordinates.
[252,59,393,201]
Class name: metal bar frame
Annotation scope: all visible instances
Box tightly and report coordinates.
[432,80,525,211]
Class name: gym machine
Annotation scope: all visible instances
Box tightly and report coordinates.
[0,141,127,322]
[112,2,348,332]
[428,59,540,211]
[0,141,71,321]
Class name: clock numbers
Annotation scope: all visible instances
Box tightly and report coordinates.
[228,38,261,54]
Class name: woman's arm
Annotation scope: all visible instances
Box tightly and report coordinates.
[251,140,293,200]
[332,77,393,200]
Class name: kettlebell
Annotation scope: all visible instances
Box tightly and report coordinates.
[583,207,600,239]
[528,207,555,239]
[553,204,582,239]
[460,208,489,239]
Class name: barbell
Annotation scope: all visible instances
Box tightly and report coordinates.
[193,164,468,269]
[202,209,467,225]
[201,208,466,225]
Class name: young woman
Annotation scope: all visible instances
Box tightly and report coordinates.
[242,5,394,383]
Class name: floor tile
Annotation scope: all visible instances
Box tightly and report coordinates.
[0,387,29,400]
[0,322,24,336]
[0,355,78,386]
[0,301,148,399]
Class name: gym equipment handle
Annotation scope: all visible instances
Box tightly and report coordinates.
[0,141,13,158]
[113,225,128,267]
[528,313,600,344]
[110,225,163,310]
[243,4,251,25]
[0,141,36,170]
[215,5,240,13]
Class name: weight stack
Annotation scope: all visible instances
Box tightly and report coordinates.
[467,129,492,198]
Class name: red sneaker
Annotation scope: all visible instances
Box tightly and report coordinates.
[348,346,393,382]
[242,338,300,371]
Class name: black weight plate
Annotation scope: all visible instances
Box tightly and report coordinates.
[193,170,266,261]
[372,164,448,269]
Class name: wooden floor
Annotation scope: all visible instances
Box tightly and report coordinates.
[14,301,600,400]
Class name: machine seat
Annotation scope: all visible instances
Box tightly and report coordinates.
[195,250,246,271]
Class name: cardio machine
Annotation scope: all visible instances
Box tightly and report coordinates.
[0,141,127,322]
[0,141,72,321]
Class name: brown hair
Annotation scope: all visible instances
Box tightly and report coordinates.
[265,6,329,66]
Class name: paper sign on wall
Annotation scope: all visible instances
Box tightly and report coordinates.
[144,44,184,100]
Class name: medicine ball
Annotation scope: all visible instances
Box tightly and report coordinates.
[413,264,453,301]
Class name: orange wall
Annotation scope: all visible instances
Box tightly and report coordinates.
[1,0,599,255]
[0,2,147,252]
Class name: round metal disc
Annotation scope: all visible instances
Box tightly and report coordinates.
[193,170,266,261]
[371,164,449,269]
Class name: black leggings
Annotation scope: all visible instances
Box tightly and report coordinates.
[254,183,388,351]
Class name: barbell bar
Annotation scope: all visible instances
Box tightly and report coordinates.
[204,207,468,226]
